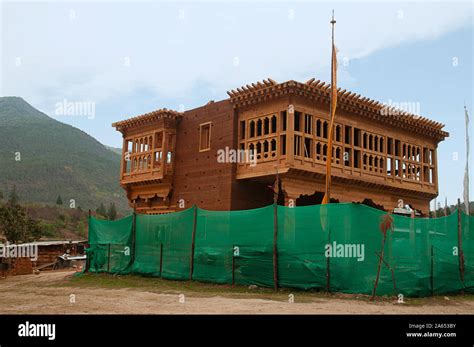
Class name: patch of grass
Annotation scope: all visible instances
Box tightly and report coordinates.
[56,273,331,302]
[400,294,474,306]
[53,272,474,305]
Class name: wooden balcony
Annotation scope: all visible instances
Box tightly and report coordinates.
[119,127,177,185]
[236,109,438,197]
[120,150,175,185]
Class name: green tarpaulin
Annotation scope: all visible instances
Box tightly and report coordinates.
[86,204,473,296]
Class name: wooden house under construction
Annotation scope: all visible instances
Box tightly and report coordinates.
[112,78,448,215]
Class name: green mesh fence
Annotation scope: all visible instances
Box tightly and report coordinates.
[278,204,328,290]
[461,212,474,293]
[87,215,133,274]
[134,208,194,280]
[87,204,471,297]
[194,205,274,286]
[329,204,393,295]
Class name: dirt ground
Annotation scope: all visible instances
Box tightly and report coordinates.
[0,270,473,314]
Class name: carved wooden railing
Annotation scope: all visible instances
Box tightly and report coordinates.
[237,108,437,193]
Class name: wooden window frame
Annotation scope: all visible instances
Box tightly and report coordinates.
[199,121,212,152]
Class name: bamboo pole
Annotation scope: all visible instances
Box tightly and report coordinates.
[326,228,331,293]
[457,199,465,292]
[159,243,163,277]
[273,167,279,290]
[131,204,137,265]
[85,209,91,273]
[107,243,111,273]
[273,202,279,290]
[430,245,434,296]
[232,245,235,286]
[189,205,197,280]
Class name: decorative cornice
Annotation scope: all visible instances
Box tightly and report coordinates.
[112,108,182,133]
[228,78,448,142]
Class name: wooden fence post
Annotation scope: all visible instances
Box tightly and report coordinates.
[159,243,163,277]
[232,244,235,286]
[457,198,465,293]
[430,245,434,296]
[131,205,137,266]
[107,243,111,273]
[189,205,197,280]
[85,209,91,273]
[273,202,279,290]
[326,228,331,293]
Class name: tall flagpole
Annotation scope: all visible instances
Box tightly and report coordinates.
[322,11,337,204]
[464,105,470,215]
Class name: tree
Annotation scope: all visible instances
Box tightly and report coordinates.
[0,191,4,202]
[8,185,19,206]
[0,204,42,243]
[56,195,63,205]
[107,202,117,221]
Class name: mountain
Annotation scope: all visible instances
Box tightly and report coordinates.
[105,145,122,155]
[0,97,130,214]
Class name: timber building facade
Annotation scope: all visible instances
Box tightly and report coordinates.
[112,78,448,215]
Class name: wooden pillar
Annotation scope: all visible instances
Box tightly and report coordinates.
[351,127,355,171]
[130,137,136,178]
[286,103,295,164]
[162,131,168,175]
[150,132,156,169]
[421,147,425,183]
[121,137,127,177]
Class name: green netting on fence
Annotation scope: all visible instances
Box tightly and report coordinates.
[461,212,474,293]
[425,213,462,294]
[277,204,329,290]
[134,208,194,280]
[194,205,274,286]
[87,215,133,274]
[329,204,393,295]
[87,204,472,297]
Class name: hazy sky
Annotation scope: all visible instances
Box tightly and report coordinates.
[1,0,473,206]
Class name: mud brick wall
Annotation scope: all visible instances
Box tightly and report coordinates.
[4,258,33,276]
[173,100,237,211]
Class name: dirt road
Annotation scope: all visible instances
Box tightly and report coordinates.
[0,271,472,314]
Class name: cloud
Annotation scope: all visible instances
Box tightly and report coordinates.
[1,1,472,110]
